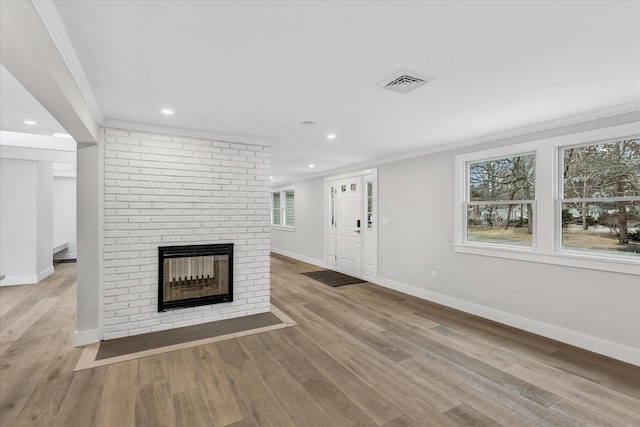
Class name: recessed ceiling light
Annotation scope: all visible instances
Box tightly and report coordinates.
[161,109,174,115]
[270,176,274,179]
[53,133,73,139]
[308,164,315,168]
[24,120,37,125]
[327,134,336,140]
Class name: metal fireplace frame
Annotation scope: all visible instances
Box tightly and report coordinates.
[158,243,234,312]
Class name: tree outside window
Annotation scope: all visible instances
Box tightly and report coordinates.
[467,154,536,247]
[562,139,640,255]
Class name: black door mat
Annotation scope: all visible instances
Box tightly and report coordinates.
[302,270,366,287]
[96,311,282,360]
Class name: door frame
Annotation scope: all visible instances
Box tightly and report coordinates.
[324,168,377,280]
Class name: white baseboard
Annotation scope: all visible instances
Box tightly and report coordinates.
[0,266,54,286]
[374,276,640,367]
[37,266,54,282]
[270,248,325,269]
[74,329,101,347]
[0,274,39,286]
[54,252,77,261]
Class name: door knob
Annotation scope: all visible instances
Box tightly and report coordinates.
[354,230,361,233]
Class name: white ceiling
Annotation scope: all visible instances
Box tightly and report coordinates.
[3,1,640,184]
[0,64,68,137]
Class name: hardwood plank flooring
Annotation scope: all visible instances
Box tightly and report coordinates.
[1,257,639,426]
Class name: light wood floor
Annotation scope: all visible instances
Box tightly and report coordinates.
[1,256,639,426]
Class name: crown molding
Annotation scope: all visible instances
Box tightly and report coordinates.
[271,104,640,187]
[31,0,104,124]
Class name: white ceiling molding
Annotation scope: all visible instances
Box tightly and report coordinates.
[0,130,76,151]
[31,0,104,124]
[402,102,640,159]
[271,105,640,187]
[53,171,77,178]
[0,145,76,163]
[101,119,274,147]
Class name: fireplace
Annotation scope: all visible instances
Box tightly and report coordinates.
[158,244,233,312]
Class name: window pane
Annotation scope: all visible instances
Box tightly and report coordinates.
[469,154,535,201]
[272,192,280,225]
[467,203,533,247]
[562,201,640,256]
[563,139,640,198]
[285,190,295,226]
[366,181,373,228]
[329,186,335,226]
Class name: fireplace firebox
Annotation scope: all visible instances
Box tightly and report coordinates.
[158,244,233,311]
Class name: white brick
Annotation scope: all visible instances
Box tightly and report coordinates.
[106,128,130,137]
[150,134,172,142]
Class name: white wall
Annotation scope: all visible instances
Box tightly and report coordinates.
[0,159,37,283]
[0,158,54,285]
[36,161,53,275]
[53,176,77,260]
[271,177,325,266]
[270,113,640,365]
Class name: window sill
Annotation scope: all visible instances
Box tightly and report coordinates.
[271,225,296,232]
[453,243,640,276]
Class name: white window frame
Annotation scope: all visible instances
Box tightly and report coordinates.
[271,186,295,231]
[454,121,640,276]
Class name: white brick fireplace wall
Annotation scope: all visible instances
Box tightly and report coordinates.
[101,127,270,340]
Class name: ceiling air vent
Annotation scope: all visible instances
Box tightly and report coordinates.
[382,70,433,94]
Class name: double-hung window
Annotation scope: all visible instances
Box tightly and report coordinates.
[271,186,295,228]
[455,122,639,275]
[560,139,640,256]
[466,154,536,248]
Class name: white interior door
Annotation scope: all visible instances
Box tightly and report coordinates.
[336,176,362,276]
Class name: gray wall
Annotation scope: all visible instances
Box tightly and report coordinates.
[271,177,325,265]
[377,147,638,355]
[76,143,101,345]
[270,113,640,364]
